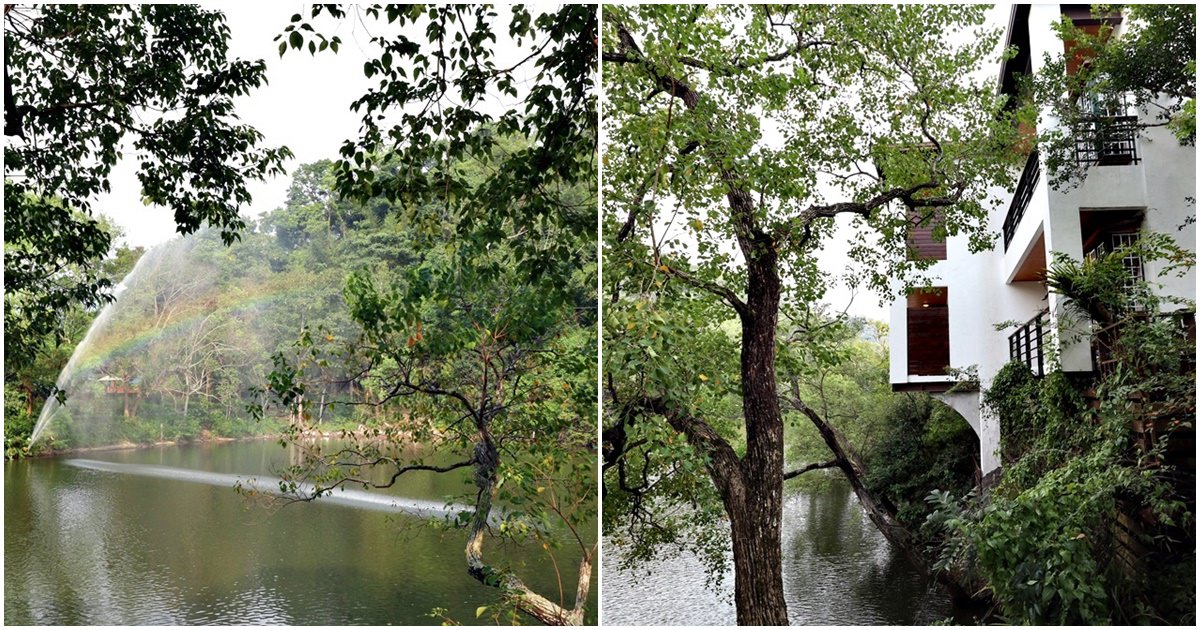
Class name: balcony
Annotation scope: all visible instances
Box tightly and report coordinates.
[1001,150,1041,251]
[1009,307,1050,377]
[1074,115,1140,166]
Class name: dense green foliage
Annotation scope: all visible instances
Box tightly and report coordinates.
[3,4,290,370]
[280,4,596,286]
[863,395,978,536]
[927,240,1195,625]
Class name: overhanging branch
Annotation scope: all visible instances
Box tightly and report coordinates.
[783,181,967,249]
[783,459,838,480]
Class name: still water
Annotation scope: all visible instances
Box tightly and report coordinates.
[603,480,959,625]
[4,440,596,625]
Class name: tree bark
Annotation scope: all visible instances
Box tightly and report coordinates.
[727,230,789,625]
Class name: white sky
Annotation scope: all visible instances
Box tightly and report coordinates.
[98,3,375,249]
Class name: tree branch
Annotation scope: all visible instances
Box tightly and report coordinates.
[659,262,747,316]
[783,459,838,480]
[630,396,744,501]
[782,181,967,249]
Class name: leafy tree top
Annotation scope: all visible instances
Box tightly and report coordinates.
[604,4,1021,310]
[279,4,597,291]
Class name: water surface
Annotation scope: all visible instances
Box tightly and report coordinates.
[5,440,596,625]
[602,480,962,625]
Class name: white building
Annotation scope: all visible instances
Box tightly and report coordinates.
[888,4,1197,476]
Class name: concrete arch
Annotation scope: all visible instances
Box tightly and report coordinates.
[933,390,1000,477]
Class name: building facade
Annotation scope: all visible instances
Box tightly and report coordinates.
[889,4,1197,475]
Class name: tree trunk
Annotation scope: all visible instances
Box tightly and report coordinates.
[728,234,789,625]
[465,428,590,625]
[727,489,788,625]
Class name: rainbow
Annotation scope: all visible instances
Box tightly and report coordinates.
[71,273,343,375]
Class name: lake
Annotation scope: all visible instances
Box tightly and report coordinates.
[4,439,596,625]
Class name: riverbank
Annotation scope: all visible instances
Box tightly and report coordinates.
[9,423,436,460]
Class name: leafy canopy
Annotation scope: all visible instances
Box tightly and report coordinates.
[3,4,291,368]
[280,4,596,292]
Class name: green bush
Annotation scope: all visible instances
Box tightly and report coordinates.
[864,394,978,538]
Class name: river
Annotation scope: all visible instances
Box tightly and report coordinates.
[4,440,597,625]
[602,479,967,625]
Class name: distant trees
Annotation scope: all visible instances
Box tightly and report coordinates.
[3,4,290,370]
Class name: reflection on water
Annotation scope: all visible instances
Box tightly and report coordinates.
[5,440,596,625]
[603,480,957,626]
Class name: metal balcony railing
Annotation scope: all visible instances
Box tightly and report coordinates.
[1074,115,1140,166]
[1009,307,1050,377]
[1001,150,1041,251]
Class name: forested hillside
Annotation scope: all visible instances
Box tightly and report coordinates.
[11,153,594,455]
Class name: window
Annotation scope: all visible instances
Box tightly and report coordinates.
[906,208,946,260]
[906,288,950,376]
[1085,231,1144,292]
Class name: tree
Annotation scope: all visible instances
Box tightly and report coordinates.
[602,5,1019,624]
[254,6,598,624]
[1026,4,1196,187]
[3,4,291,369]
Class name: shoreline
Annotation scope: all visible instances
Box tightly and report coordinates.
[16,425,426,459]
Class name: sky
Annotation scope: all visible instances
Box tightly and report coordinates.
[97,3,380,249]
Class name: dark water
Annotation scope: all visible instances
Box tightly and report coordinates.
[602,480,961,625]
[4,440,596,625]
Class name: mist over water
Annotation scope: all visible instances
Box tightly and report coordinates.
[29,247,161,445]
[63,458,472,519]
[29,227,357,449]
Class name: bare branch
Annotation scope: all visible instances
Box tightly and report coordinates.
[783,459,838,480]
